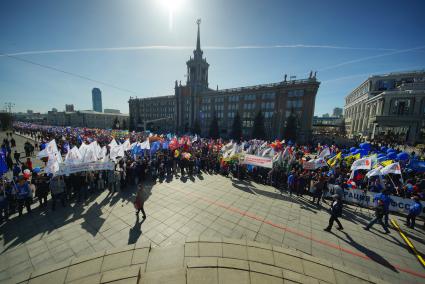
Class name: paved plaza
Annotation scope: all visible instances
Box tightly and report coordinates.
[1,132,425,283]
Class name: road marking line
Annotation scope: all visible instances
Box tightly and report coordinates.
[391,219,425,268]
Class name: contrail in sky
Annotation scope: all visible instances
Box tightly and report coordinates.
[318,45,425,72]
[0,44,398,57]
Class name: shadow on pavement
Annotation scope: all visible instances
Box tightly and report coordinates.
[336,231,399,273]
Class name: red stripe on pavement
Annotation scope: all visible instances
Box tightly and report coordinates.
[183,190,425,279]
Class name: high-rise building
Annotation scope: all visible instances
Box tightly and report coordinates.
[332,107,343,117]
[65,104,74,112]
[129,20,320,141]
[92,88,102,112]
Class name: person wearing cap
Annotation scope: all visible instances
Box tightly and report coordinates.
[324,194,344,232]
[406,196,423,229]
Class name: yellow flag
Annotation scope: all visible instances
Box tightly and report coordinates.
[327,152,341,167]
[381,160,393,167]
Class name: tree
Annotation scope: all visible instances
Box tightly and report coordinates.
[230,112,242,140]
[0,112,13,130]
[339,119,346,137]
[192,119,201,135]
[122,119,127,130]
[112,117,119,129]
[284,111,297,142]
[251,111,266,140]
[209,112,219,139]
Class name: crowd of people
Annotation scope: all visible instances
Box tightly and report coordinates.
[0,122,424,232]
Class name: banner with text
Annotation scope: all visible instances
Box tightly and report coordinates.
[241,154,273,168]
[326,186,425,217]
[57,161,115,175]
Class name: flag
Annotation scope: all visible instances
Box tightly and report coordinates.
[350,157,372,171]
[327,152,341,168]
[366,166,383,178]
[318,147,331,159]
[381,162,402,175]
[407,159,425,173]
[139,138,150,150]
[381,160,393,167]
[0,151,8,176]
[65,146,82,164]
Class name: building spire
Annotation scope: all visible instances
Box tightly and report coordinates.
[196,18,201,51]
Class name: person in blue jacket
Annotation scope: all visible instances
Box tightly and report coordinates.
[15,176,32,216]
[406,196,422,229]
[373,188,393,228]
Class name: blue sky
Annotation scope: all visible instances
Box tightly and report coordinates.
[1,0,425,115]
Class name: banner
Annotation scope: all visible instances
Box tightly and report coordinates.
[303,158,327,170]
[325,187,425,217]
[241,154,273,168]
[57,161,115,175]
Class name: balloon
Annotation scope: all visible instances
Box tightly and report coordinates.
[386,148,396,154]
[360,149,368,157]
[23,172,31,179]
[33,167,41,173]
[380,146,387,152]
[387,152,397,160]
[397,152,409,161]
[377,153,386,158]
[360,143,371,151]
[23,169,31,175]
[350,147,357,153]
[378,156,387,162]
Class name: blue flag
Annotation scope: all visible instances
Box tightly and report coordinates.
[0,151,8,176]
[407,159,425,173]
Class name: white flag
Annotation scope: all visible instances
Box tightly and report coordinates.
[350,157,372,171]
[65,146,82,164]
[139,139,150,150]
[366,166,383,178]
[318,147,331,159]
[381,162,402,175]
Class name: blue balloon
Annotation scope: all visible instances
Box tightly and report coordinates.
[350,147,357,153]
[380,146,387,152]
[377,154,386,159]
[397,152,409,161]
[386,148,396,154]
[360,149,368,157]
[360,142,371,151]
[387,152,397,160]
[33,167,41,173]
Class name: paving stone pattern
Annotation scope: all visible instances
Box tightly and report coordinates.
[1,132,424,283]
[9,239,389,284]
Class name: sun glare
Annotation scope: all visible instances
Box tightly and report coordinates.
[158,0,185,30]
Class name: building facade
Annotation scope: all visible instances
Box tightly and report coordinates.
[344,70,425,144]
[104,109,121,114]
[92,88,102,113]
[129,20,320,141]
[65,104,74,112]
[47,110,128,129]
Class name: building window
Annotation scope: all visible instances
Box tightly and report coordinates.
[261,102,275,110]
[288,90,304,98]
[286,99,303,109]
[244,103,255,110]
[261,92,276,100]
[244,94,256,101]
[390,98,412,115]
[229,96,240,102]
[215,97,224,103]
